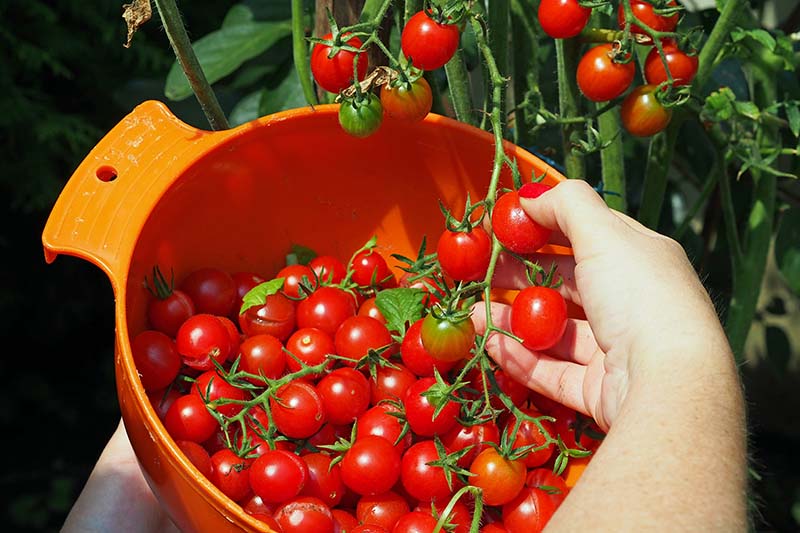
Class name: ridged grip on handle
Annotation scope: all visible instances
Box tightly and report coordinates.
[41,100,236,283]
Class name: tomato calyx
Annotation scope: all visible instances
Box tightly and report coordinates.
[523,260,563,289]
[439,194,486,234]
[144,265,178,299]
[421,2,467,26]
[424,435,475,491]
[419,368,468,419]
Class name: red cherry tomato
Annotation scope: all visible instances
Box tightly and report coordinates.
[208,449,252,502]
[285,326,335,375]
[576,44,635,102]
[369,362,417,405]
[311,32,368,94]
[393,511,439,532]
[358,296,387,324]
[131,330,181,391]
[317,367,371,425]
[618,0,679,39]
[230,271,266,317]
[309,255,347,284]
[176,440,212,478]
[175,313,232,371]
[644,41,698,86]
[501,486,557,533]
[179,267,236,317]
[356,490,410,531]
[238,292,296,341]
[401,10,460,71]
[400,439,461,503]
[297,286,358,336]
[526,468,570,507]
[537,0,592,39]
[277,264,317,299]
[620,84,673,137]
[340,435,402,496]
[506,408,556,468]
[356,403,412,452]
[403,376,461,436]
[469,448,526,506]
[239,334,286,383]
[274,496,335,533]
[335,315,394,366]
[419,314,476,363]
[441,419,501,469]
[401,318,457,377]
[250,449,310,504]
[163,394,218,443]
[270,380,327,439]
[191,369,249,417]
[301,452,346,508]
[380,77,433,121]
[350,248,395,288]
[147,285,195,338]
[510,286,568,351]
[437,227,492,282]
[491,189,552,255]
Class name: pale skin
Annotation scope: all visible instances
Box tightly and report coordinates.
[63,179,748,532]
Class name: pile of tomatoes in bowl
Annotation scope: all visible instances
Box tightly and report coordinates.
[133,196,605,532]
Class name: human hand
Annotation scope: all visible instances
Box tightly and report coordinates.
[62,418,180,533]
[472,179,734,431]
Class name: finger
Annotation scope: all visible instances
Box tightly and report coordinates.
[519,180,635,262]
[491,252,579,304]
[471,301,600,365]
[484,331,589,416]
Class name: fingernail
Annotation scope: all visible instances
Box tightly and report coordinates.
[518,182,551,199]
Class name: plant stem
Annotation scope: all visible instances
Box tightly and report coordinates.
[597,106,627,212]
[292,0,319,107]
[444,50,476,125]
[637,118,681,229]
[555,38,585,179]
[359,0,393,24]
[672,157,720,241]
[693,0,748,92]
[510,0,540,148]
[487,0,510,136]
[153,0,229,130]
[717,149,744,266]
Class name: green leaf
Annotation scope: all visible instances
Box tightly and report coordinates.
[240,278,286,314]
[375,288,426,336]
[258,64,309,115]
[733,100,760,121]
[731,27,776,51]
[165,20,292,101]
[775,207,800,295]
[229,89,264,127]
[701,88,736,122]
[785,101,800,138]
[223,4,255,27]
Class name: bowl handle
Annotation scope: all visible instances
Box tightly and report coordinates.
[41,100,236,283]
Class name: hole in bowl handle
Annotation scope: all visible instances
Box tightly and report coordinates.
[41,100,235,281]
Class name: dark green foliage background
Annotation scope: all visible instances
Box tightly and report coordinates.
[1,1,797,532]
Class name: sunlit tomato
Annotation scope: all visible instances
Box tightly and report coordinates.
[403,376,461,436]
[356,403,412,452]
[401,10,460,71]
[317,367,371,425]
[249,449,309,504]
[131,330,181,391]
[357,490,410,531]
[620,84,673,137]
[333,508,360,532]
[381,77,433,121]
[175,313,232,371]
[191,369,248,417]
[146,283,195,338]
[208,449,252,502]
[239,334,286,383]
[301,452,346,508]
[526,468,570,507]
[393,511,439,532]
[401,318,457,377]
[491,187,552,255]
[176,439,212,478]
[350,248,395,287]
[340,435,402,496]
[417,500,471,533]
[164,394,218,443]
[502,486,556,533]
[285,327,335,375]
[506,408,556,468]
[334,315,394,365]
[441,420,501,468]
[339,94,384,138]
[369,363,417,405]
[297,286,358,336]
[309,255,347,285]
[230,271,266,317]
[510,286,567,351]
[179,267,236,317]
[419,314,475,363]
[274,496,335,533]
[242,494,277,521]
[644,41,698,86]
[358,297,387,324]
[270,380,327,439]
[400,439,460,503]
[277,264,316,299]
[238,292,296,341]
[576,44,635,102]
[311,32,368,94]
[436,227,492,282]
[469,448,526,506]
[618,0,679,40]
[537,0,592,39]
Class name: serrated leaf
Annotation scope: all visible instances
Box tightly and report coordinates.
[733,100,760,121]
[775,208,800,295]
[229,89,264,127]
[701,88,736,122]
[732,28,776,51]
[785,102,800,138]
[375,288,425,336]
[240,278,286,314]
[165,20,292,101]
[223,4,255,27]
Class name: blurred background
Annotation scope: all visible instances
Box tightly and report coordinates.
[1,0,798,531]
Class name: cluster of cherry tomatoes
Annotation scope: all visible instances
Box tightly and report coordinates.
[539,0,698,137]
[133,182,604,532]
[310,9,462,138]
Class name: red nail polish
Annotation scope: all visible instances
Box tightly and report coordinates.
[518,181,551,199]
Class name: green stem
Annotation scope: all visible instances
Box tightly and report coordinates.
[693,0,748,93]
[672,157,720,241]
[360,0,393,24]
[292,0,318,107]
[637,118,681,229]
[597,106,627,212]
[717,149,744,266]
[510,0,540,147]
[153,0,229,130]
[555,38,585,179]
[487,0,509,136]
[444,49,476,126]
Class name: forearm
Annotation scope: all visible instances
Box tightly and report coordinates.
[546,344,748,531]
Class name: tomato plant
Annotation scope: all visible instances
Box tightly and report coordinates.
[436,226,492,282]
[537,0,591,39]
[620,84,673,137]
[401,10,460,71]
[311,32,368,94]
[380,76,433,121]
[576,43,635,102]
[419,313,475,363]
[644,41,698,86]
[339,93,384,138]
[510,286,568,351]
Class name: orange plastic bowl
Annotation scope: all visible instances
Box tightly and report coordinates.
[42,101,568,532]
